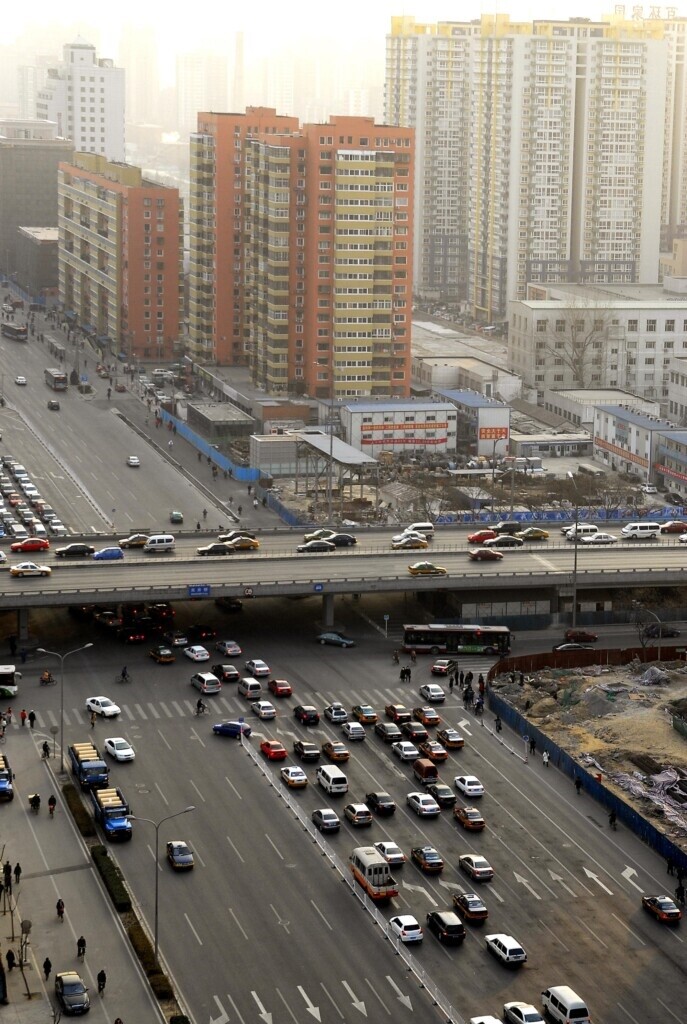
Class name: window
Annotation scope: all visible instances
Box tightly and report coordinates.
[628,319,638,332]
[646,319,656,332]
[666,319,675,332]
[536,320,547,333]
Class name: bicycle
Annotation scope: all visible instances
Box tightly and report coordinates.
[114,671,133,684]
[56,899,65,922]
[193,704,208,716]
[48,796,56,818]
[77,937,86,962]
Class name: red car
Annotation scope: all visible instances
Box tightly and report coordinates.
[268,678,292,697]
[565,629,598,643]
[467,529,497,544]
[660,521,687,534]
[469,547,504,561]
[10,537,50,552]
[259,739,287,761]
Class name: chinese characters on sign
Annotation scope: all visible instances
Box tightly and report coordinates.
[478,427,509,441]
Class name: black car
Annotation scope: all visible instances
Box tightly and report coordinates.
[328,533,357,547]
[311,808,341,833]
[425,911,466,946]
[293,705,320,725]
[187,624,218,643]
[55,971,90,1015]
[294,740,321,762]
[197,542,234,556]
[365,791,396,816]
[401,721,429,743]
[643,623,680,639]
[215,596,243,612]
[374,721,402,743]
[55,543,95,558]
[427,782,457,808]
[47,398,60,411]
[212,663,240,683]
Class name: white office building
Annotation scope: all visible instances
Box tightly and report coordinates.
[339,401,458,455]
[36,39,125,162]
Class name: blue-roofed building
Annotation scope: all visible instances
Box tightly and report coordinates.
[592,404,683,483]
[433,389,510,457]
[339,399,458,454]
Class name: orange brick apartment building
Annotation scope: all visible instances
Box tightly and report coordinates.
[189,109,414,399]
[58,154,183,362]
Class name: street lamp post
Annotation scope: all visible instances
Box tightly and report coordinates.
[567,471,580,628]
[130,806,195,963]
[632,600,662,664]
[37,644,93,771]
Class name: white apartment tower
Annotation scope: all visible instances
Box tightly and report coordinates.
[36,39,125,162]
[385,13,682,320]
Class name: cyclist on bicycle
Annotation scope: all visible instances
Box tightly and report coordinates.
[77,936,86,960]
[48,794,56,817]
[56,898,64,921]
[42,741,50,759]
[97,968,106,995]
[196,698,206,715]
[120,666,129,681]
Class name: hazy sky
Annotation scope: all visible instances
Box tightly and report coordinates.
[11,1,678,57]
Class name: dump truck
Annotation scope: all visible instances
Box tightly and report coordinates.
[68,742,109,790]
[90,786,132,841]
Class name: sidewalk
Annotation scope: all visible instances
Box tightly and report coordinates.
[0,721,165,1024]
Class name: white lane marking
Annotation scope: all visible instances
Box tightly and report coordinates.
[310,899,333,931]
[189,779,205,803]
[226,835,245,863]
[611,913,646,945]
[265,833,284,860]
[230,908,249,941]
[224,776,242,800]
[146,703,160,719]
[134,703,148,719]
[579,918,608,949]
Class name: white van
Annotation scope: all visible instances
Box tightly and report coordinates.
[151,368,166,380]
[565,524,598,541]
[143,534,175,554]
[315,765,348,795]
[238,678,262,700]
[405,521,435,539]
[621,521,660,541]
[541,985,591,1024]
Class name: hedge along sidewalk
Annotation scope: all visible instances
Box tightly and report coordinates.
[64,781,190,1024]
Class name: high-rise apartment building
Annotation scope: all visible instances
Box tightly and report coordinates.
[0,118,73,278]
[385,13,685,320]
[188,108,414,398]
[36,39,125,162]
[58,154,183,362]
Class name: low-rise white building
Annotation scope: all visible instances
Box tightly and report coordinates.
[339,401,458,455]
[411,355,521,403]
[434,390,510,457]
[509,282,687,407]
[592,405,677,481]
[544,388,660,431]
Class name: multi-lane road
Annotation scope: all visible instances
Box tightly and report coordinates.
[19,603,686,1024]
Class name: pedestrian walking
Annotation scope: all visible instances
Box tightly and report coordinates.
[399,669,405,684]
[90,711,96,729]
[449,677,454,694]
[43,957,52,981]
[28,709,36,729]
[3,860,12,890]
[5,949,15,972]
[97,969,107,996]
[529,737,536,755]
[13,863,21,886]
[677,866,685,885]
[667,857,676,876]
[509,671,516,686]
[519,671,525,687]
[675,883,685,905]
[465,671,473,688]
[237,505,242,516]
[478,674,485,695]
[542,751,549,767]
[168,439,173,448]
[20,648,27,664]
[574,776,582,796]
[459,670,464,689]
[405,667,412,684]
[114,1018,124,1024]
[197,451,202,462]
[253,498,259,509]
[20,708,26,727]
[247,484,252,496]
[494,715,502,734]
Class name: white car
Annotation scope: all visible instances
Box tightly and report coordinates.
[406,791,441,817]
[9,561,51,577]
[419,683,446,703]
[391,534,428,550]
[341,721,366,741]
[14,376,27,386]
[391,530,428,545]
[373,841,406,865]
[250,700,276,720]
[280,765,308,788]
[678,533,687,544]
[126,456,140,467]
[641,483,658,494]
[503,1003,545,1024]
[216,640,241,656]
[580,532,618,545]
[389,915,423,943]
[455,774,485,797]
[0,552,6,563]
[85,696,121,718]
[183,645,210,662]
[392,740,420,761]
[103,737,135,761]
[324,702,348,723]
[485,933,527,966]
[245,658,270,677]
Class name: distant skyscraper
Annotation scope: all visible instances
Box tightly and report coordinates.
[176,52,228,136]
[119,25,159,126]
[17,58,52,120]
[36,39,125,162]
[231,32,244,112]
[386,13,686,320]
[188,107,414,398]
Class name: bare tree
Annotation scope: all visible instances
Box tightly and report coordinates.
[539,302,614,388]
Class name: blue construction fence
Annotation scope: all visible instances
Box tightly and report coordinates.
[487,688,687,873]
[436,505,684,526]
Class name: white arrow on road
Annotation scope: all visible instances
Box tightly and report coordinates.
[548,870,577,897]
[457,718,472,736]
[251,991,273,1024]
[297,986,321,1021]
[342,981,367,1016]
[583,867,613,895]
[401,880,438,906]
[386,976,413,1011]
[438,880,463,891]
[209,996,229,1024]
[621,866,643,892]
[513,872,541,900]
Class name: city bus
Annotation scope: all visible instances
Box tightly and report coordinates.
[349,847,398,902]
[402,623,511,657]
[1,323,28,341]
[44,368,68,391]
[0,665,21,698]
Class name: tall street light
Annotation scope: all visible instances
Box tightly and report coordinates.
[566,471,580,628]
[37,643,93,771]
[130,806,195,964]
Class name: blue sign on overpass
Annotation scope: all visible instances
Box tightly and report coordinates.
[188,584,211,598]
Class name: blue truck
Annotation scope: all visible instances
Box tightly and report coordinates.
[90,786,132,842]
[68,742,109,790]
[0,754,13,801]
